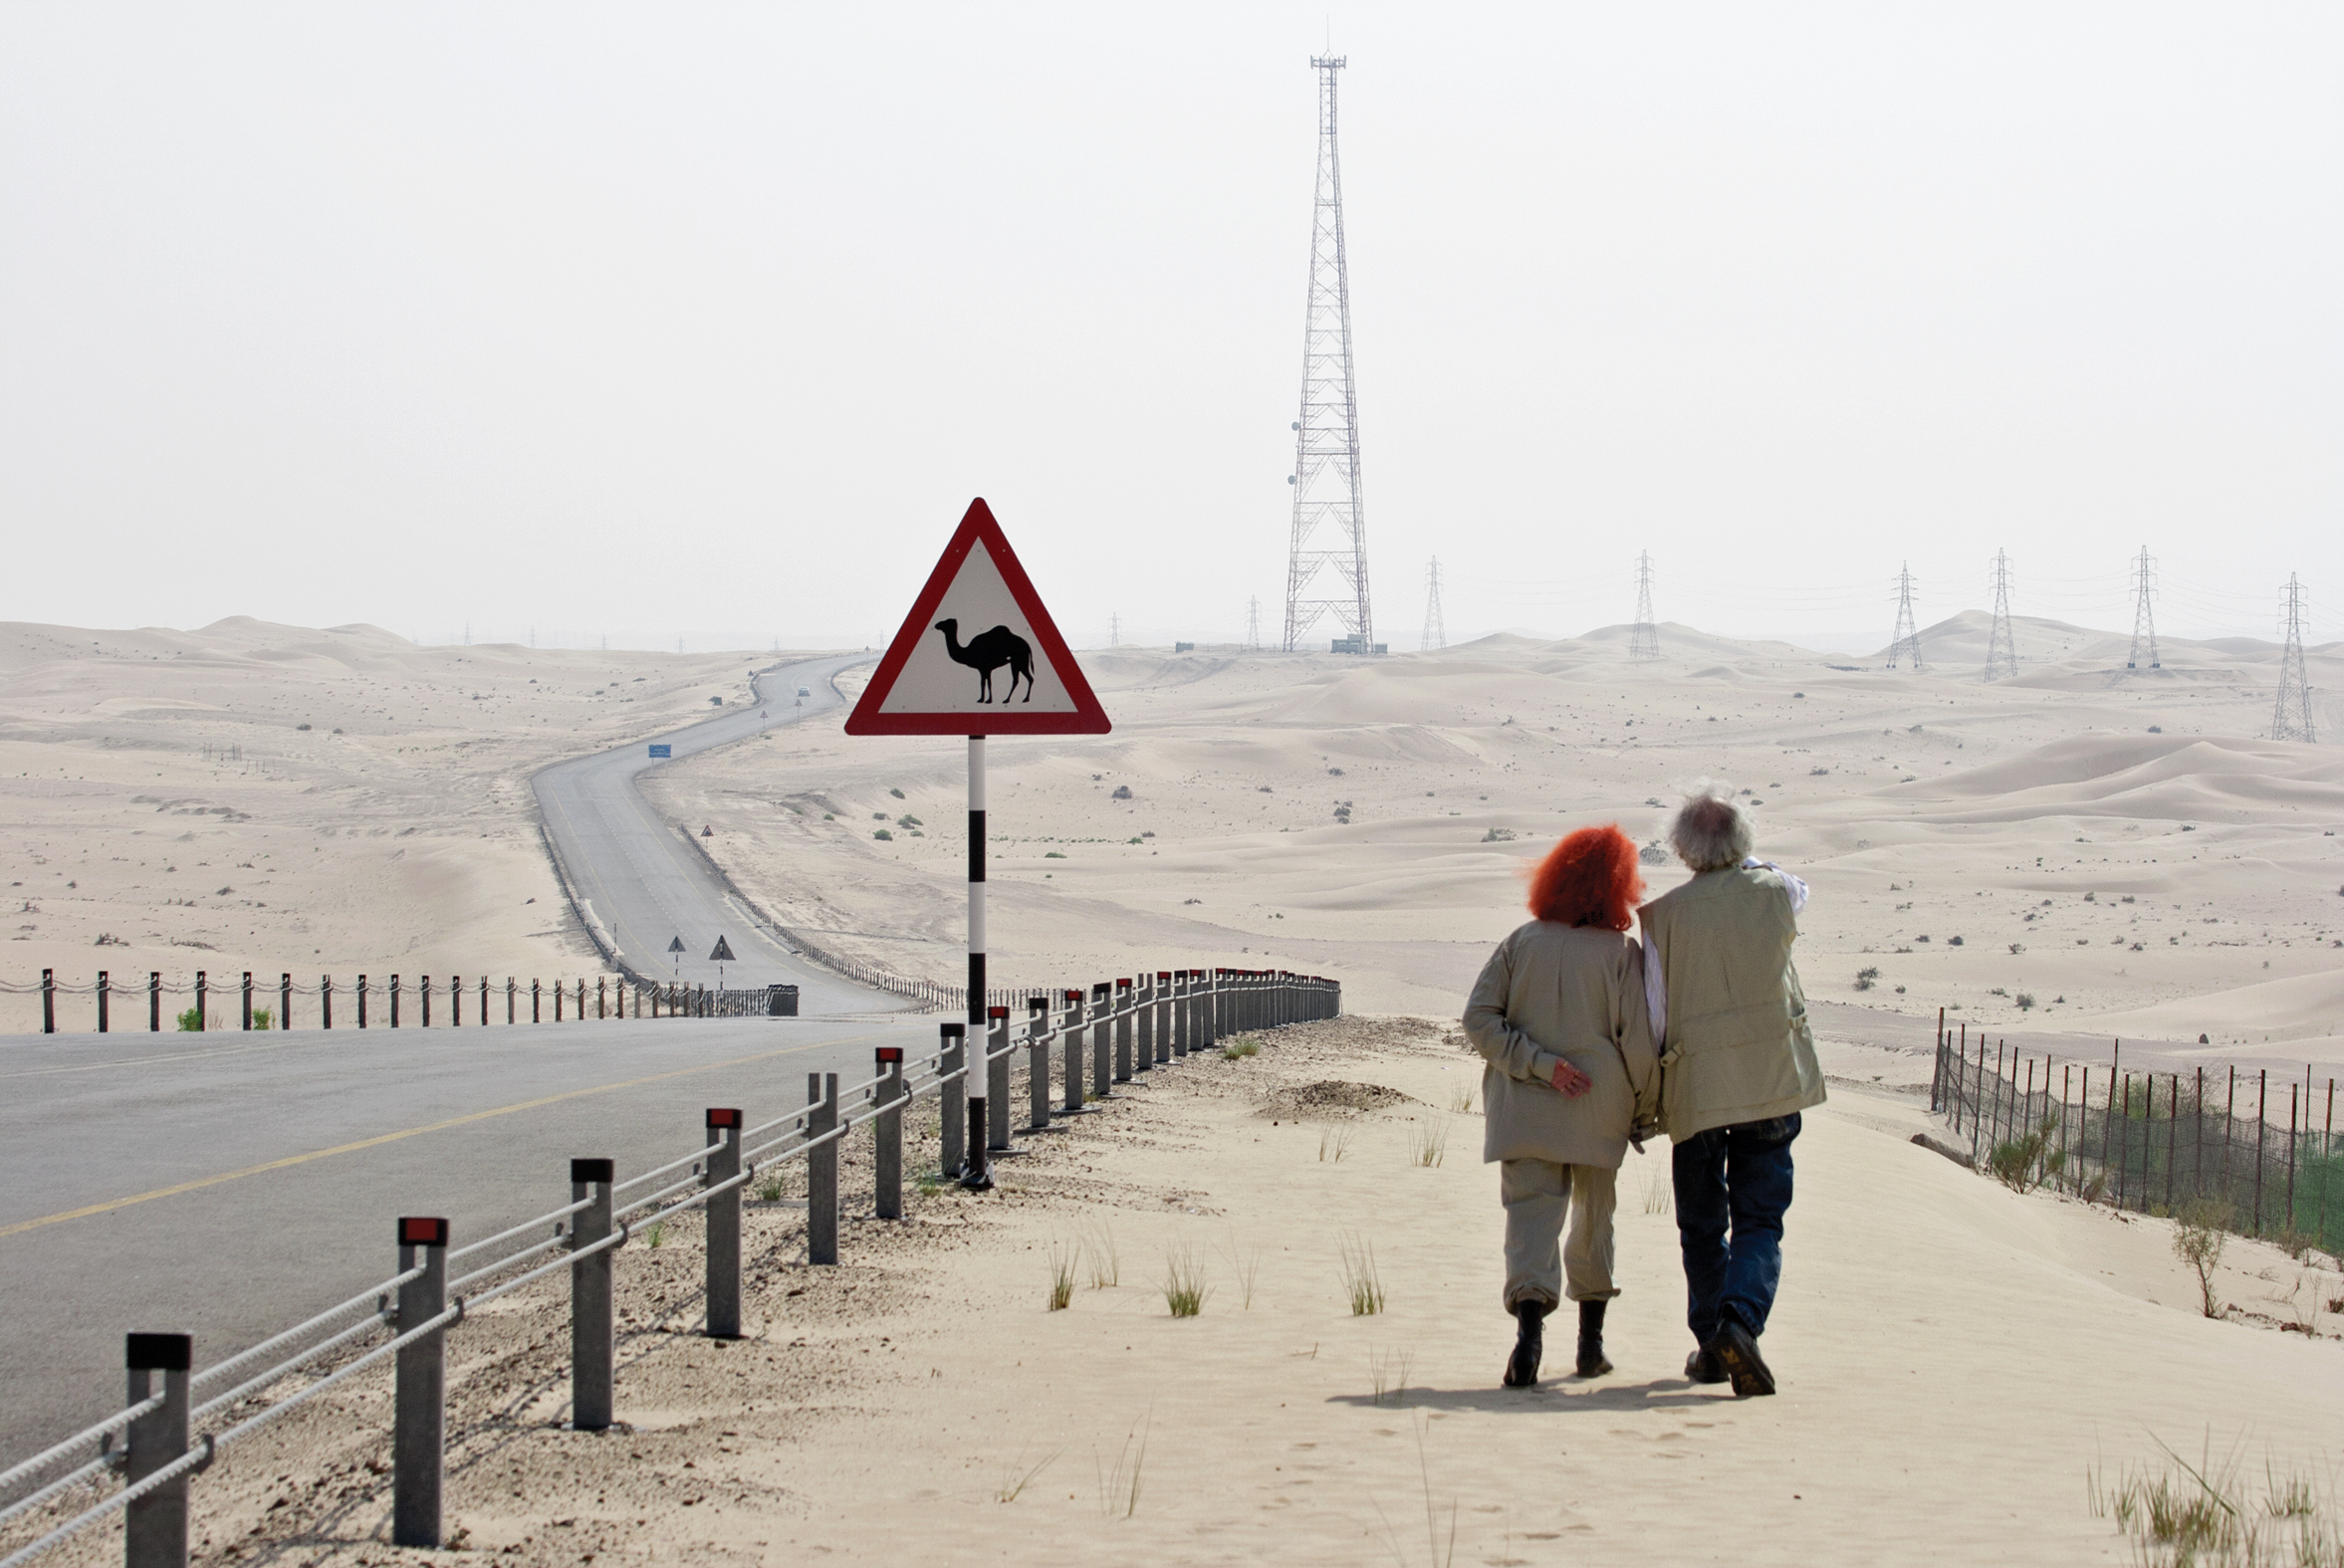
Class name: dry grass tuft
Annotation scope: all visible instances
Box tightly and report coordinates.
[1161,1247,1210,1317]
[1341,1234,1386,1316]
[2090,1438,2344,1567]
[1411,1120,1449,1169]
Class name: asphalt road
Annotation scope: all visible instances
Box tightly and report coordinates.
[0,1014,948,1457]
[532,652,878,1008]
[1,651,936,1460]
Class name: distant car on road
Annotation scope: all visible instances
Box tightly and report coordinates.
[797,686,811,697]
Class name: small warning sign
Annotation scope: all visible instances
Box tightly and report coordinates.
[708,936,737,963]
[667,936,687,954]
[845,499,1110,737]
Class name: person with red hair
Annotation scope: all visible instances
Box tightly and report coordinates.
[1463,823,1659,1389]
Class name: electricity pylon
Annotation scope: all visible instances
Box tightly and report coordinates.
[1421,558,1447,652]
[1630,552,1660,660]
[1984,550,2017,683]
[1283,56,1374,653]
[2272,573,2315,743]
[1887,564,1925,671]
[2126,547,2161,669]
[1109,612,1120,648]
[1246,596,1263,651]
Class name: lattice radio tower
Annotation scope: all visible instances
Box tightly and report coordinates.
[1283,56,1374,653]
[1245,595,1263,651]
[1630,552,1660,660]
[1984,550,2017,683]
[1887,563,1925,670]
[2272,573,2315,743]
[2126,547,2161,669]
[1421,558,1447,652]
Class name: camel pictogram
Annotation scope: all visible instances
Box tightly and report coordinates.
[934,618,1035,703]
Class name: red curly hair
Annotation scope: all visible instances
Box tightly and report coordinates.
[1524,823,1644,932]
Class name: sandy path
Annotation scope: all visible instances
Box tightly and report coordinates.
[14,1014,2335,1567]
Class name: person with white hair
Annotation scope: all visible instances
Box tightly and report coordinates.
[1638,787,1826,1398]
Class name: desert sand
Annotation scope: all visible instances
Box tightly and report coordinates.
[6,1014,2337,1568]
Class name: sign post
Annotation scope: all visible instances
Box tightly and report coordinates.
[846,498,1110,1190]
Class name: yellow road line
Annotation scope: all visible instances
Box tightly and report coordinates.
[0,1035,323,1080]
[0,1031,887,1240]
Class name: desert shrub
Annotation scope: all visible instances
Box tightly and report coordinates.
[175,1007,203,1031]
[1988,1115,2064,1194]
[2015,993,2036,1010]
[2173,1199,2231,1318]
[1853,967,1879,992]
[872,828,893,841]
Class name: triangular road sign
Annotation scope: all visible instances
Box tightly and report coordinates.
[708,935,737,963]
[845,499,1111,737]
[667,936,687,954]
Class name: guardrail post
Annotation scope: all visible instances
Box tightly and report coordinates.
[281,974,292,1031]
[808,1073,839,1264]
[506,978,515,1023]
[1091,983,1114,1098]
[1132,976,1151,1073]
[451,976,461,1027]
[570,1158,615,1431]
[98,970,110,1033]
[705,1110,742,1339]
[42,968,55,1034]
[124,1331,192,1568]
[357,975,368,1029]
[596,976,606,1019]
[194,971,207,1032]
[875,1048,905,1219]
[420,976,431,1028]
[940,1024,966,1180]
[1114,979,1135,1081]
[392,1217,448,1547]
[1027,996,1052,1132]
[987,1007,1012,1149]
[1162,971,1180,1058]
[390,975,401,1028]
[1061,990,1086,1114]
[242,972,253,1031]
[150,972,162,1032]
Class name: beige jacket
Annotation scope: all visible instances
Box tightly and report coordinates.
[1462,922,1659,1169]
[1638,865,1827,1139]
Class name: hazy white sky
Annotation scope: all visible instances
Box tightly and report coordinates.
[2,3,2337,653]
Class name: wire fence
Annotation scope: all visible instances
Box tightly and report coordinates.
[0,966,1339,1568]
[1931,1028,2341,1256]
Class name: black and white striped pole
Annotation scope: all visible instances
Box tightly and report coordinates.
[961,734,994,1190]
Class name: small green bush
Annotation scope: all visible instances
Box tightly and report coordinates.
[175,1007,203,1031]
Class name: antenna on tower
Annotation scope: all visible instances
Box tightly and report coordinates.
[2126,548,2161,669]
[1887,564,1925,671]
[1421,558,1447,652]
[1984,551,2017,683]
[1284,56,1376,655]
[1246,596,1263,651]
[2272,573,2315,743]
[1630,552,1659,660]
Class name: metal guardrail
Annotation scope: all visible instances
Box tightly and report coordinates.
[0,967,1340,1568]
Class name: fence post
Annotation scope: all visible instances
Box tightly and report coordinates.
[1115,980,1135,1081]
[392,1217,448,1548]
[1091,983,1113,1100]
[150,972,161,1032]
[1160,971,1178,1059]
[242,972,253,1031]
[390,975,401,1029]
[281,974,292,1031]
[533,979,542,1022]
[420,976,431,1029]
[987,1007,1012,1150]
[555,981,563,1022]
[323,975,335,1031]
[939,1025,965,1181]
[1133,975,1153,1073]
[570,1158,615,1431]
[41,968,55,1034]
[98,970,110,1034]
[450,976,461,1027]
[195,971,207,1032]
[704,1110,742,1339]
[809,1073,839,1264]
[123,1331,192,1568]
[1027,996,1053,1132]
[2254,1069,2268,1234]
[507,978,515,1024]
[358,974,368,1029]
[597,977,606,1019]
[479,976,488,1025]
[875,1047,905,1220]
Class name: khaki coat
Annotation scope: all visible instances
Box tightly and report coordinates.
[1462,921,1659,1169]
[1638,865,1827,1139]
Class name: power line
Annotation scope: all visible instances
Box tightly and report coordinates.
[1886,564,1925,670]
[1630,552,1660,660]
[1421,558,1446,651]
[2127,547,2161,669]
[1284,55,1375,655]
[1984,550,2017,683]
[2272,574,2315,743]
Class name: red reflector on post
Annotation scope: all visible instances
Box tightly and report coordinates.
[988,1006,1009,1019]
[877,1046,903,1064]
[399,1217,449,1246]
[706,1107,741,1128]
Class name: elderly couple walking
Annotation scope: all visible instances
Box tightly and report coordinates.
[1462,788,1825,1398]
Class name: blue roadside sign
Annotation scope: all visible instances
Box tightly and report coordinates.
[648,744,672,759]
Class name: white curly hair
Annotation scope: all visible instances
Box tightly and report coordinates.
[1668,785,1753,873]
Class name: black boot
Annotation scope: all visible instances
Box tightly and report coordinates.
[1502,1299,1547,1388]
[1575,1299,1613,1377]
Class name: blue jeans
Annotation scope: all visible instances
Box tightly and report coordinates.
[1672,1112,1800,1342]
